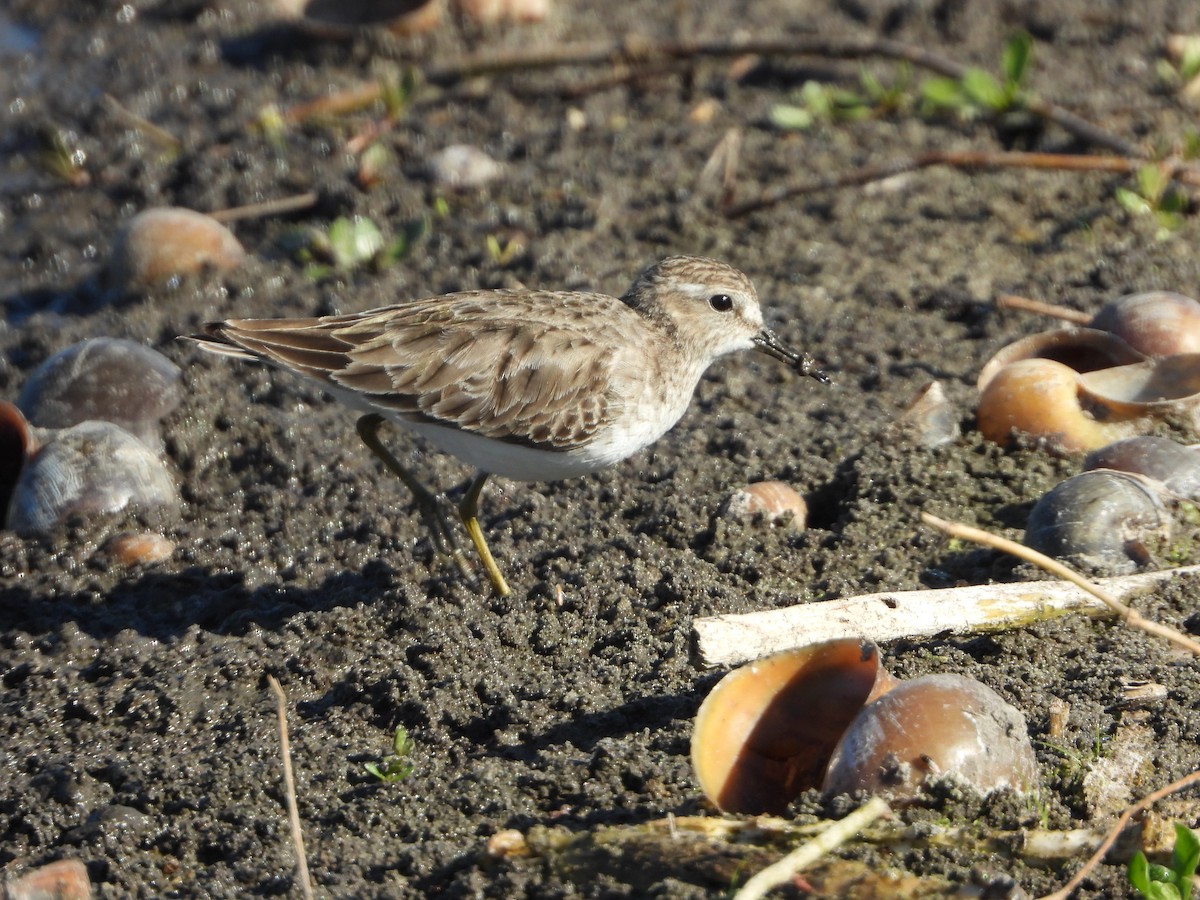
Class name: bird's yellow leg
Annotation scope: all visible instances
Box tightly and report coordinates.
[460,473,511,597]
[356,414,477,586]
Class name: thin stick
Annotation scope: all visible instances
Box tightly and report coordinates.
[208,192,320,224]
[921,513,1200,657]
[267,674,315,900]
[691,565,1200,668]
[732,796,891,900]
[995,294,1093,324]
[101,93,182,154]
[283,82,387,123]
[724,150,1200,217]
[1037,768,1200,900]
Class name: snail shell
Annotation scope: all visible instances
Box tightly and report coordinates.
[721,481,808,529]
[691,639,895,815]
[821,673,1038,801]
[976,358,1137,452]
[17,338,183,452]
[1089,291,1200,357]
[6,418,179,535]
[976,327,1145,394]
[273,0,444,36]
[1024,470,1171,573]
[1084,436,1200,499]
[108,207,245,290]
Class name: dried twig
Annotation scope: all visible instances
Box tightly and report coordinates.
[1037,768,1200,900]
[921,513,1200,657]
[995,293,1093,324]
[267,674,314,900]
[732,797,891,900]
[723,150,1200,217]
[208,192,320,224]
[691,564,1200,668]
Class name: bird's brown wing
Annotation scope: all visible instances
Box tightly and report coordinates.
[197,291,631,451]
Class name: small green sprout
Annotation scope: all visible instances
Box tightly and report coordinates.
[283,215,426,279]
[768,66,911,131]
[1128,823,1200,900]
[364,726,416,784]
[35,125,90,187]
[378,65,419,120]
[485,233,525,267]
[1158,36,1200,91]
[1115,163,1188,237]
[921,32,1032,118]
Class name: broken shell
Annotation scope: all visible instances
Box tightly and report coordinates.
[821,674,1038,801]
[1025,470,1171,573]
[1084,436,1200,499]
[691,638,896,815]
[107,208,245,290]
[1075,354,1200,418]
[976,358,1137,452]
[6,420,179,535]
[1089,291,1200,357]
[0,401,32,527]
[895,380,959,449]
[722,481,807,529]
[453,0,549,24]
[427,145,505,190]
[976,327,1145,394]
[2,858,91,900]
[17,338,183,452]
[273,0,444,35]
[107,532,175,566]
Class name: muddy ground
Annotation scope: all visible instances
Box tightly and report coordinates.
[4,0,1200,897]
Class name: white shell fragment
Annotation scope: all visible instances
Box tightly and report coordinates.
[427,145,505,189]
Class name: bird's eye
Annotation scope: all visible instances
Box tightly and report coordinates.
[709,294,734,312]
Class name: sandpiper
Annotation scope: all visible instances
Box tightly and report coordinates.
[190,256,827,596]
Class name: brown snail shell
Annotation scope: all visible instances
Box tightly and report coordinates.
[5,414,179,535]
[1024,470,1171,573]
[976,327,1145,394]
[821,673,1038,801]
[17,338,183,452]
[108,208,245,290]
[273,0,444,36]
[1075,354,1200,418]
[691,639,896,815]
[721,481,808,529]
[1089,291,1200,357]
[1084,436,1200,499]
[976,358,1138,452]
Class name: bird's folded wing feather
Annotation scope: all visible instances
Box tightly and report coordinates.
[200,296,627,451]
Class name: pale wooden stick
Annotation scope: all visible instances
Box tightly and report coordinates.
[921,513,1200,657]
[692,564,1200,668]
[267,675,314,900]
[208,192,320,224]
[732,797,891,900]
[995,293,1092,324]
[1037,768,1200,900]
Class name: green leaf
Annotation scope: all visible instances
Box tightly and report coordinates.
[393,726,415,756]
[920,77,966,109]
[328,216,385,269]
[1181,46,1200,82]
[1116,187,1152,216]
[961,68,1008,110]
[1002,32,1033,87]
[800,80,834,120]
[768,103,814,130]
[1172,824,1200,898]
[1136,165,1170,205]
